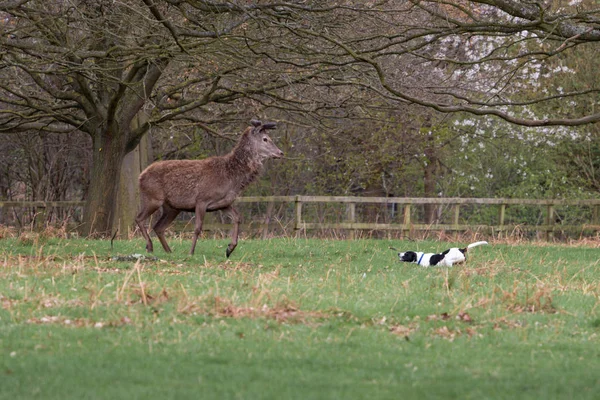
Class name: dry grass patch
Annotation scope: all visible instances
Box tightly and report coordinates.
[0,225,17,239]
[459,260,505,278]
[217,261,259,272]
[1,254,88,276]
[492,235,600,248]
[177,293,327,324]
[498,282,556,314]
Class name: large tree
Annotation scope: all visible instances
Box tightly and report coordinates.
[0,0,316,235]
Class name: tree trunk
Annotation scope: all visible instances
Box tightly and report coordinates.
[81,129,127,237]
[112,141,140,239]
[112,114,151,239]
[423,130,439,225]
[423,159,437,224]
[0,172,7,225]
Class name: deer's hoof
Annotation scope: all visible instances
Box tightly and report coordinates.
[226,248,233,258]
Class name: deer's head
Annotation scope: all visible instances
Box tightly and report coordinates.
[249,120,284,160]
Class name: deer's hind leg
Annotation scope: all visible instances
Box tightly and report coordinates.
[152,204,180,253]
[135,198,161,253]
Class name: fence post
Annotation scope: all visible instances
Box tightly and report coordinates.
[497,204,506,237]
[498,204,506,227]
[294,196,303,234]
[546,204,555,240]
[346,202,356,240]
[452,204,460,227]
[402,204,411,237]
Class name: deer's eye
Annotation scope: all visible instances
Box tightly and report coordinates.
[263,137,268,142]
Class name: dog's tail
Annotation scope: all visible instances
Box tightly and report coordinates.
[467,241,488,249]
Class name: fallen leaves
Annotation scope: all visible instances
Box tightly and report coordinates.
[457,311,472,323]
[426,312,451,321]
[389,323,417,340]
[427,311,478,341]
[492,317,525,331]
[432,325,482,341]
[426,311,473,323]
[1,294,16,310]
[183,296,327,324]
[388,310,478,341]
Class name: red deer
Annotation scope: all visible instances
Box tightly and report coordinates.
[135,120,283,257]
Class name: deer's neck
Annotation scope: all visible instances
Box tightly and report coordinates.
[226,145,263,190]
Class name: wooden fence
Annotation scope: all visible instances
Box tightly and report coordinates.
[286,196,600,239]
[1,196,599,239]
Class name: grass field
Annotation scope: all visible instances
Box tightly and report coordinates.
[1,233,599,399]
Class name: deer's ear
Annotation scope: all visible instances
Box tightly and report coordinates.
[250,119,262,127]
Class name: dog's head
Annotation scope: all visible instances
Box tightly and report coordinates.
[398,251,418,263]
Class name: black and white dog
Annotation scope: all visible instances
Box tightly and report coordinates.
[396,241,488,267]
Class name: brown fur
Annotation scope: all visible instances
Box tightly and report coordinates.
[135,121,283,257]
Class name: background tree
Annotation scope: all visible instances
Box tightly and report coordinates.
[237,0,599,220]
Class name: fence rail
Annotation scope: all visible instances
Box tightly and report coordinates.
[1,196,599,239]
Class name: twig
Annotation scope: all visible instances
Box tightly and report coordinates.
[136,260,148,306]
[111,229,118,250]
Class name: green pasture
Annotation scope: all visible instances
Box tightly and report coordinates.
[1,235,599,399]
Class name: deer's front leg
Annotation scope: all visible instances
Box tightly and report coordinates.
[190,203,207,255]
[223,205,241,258]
